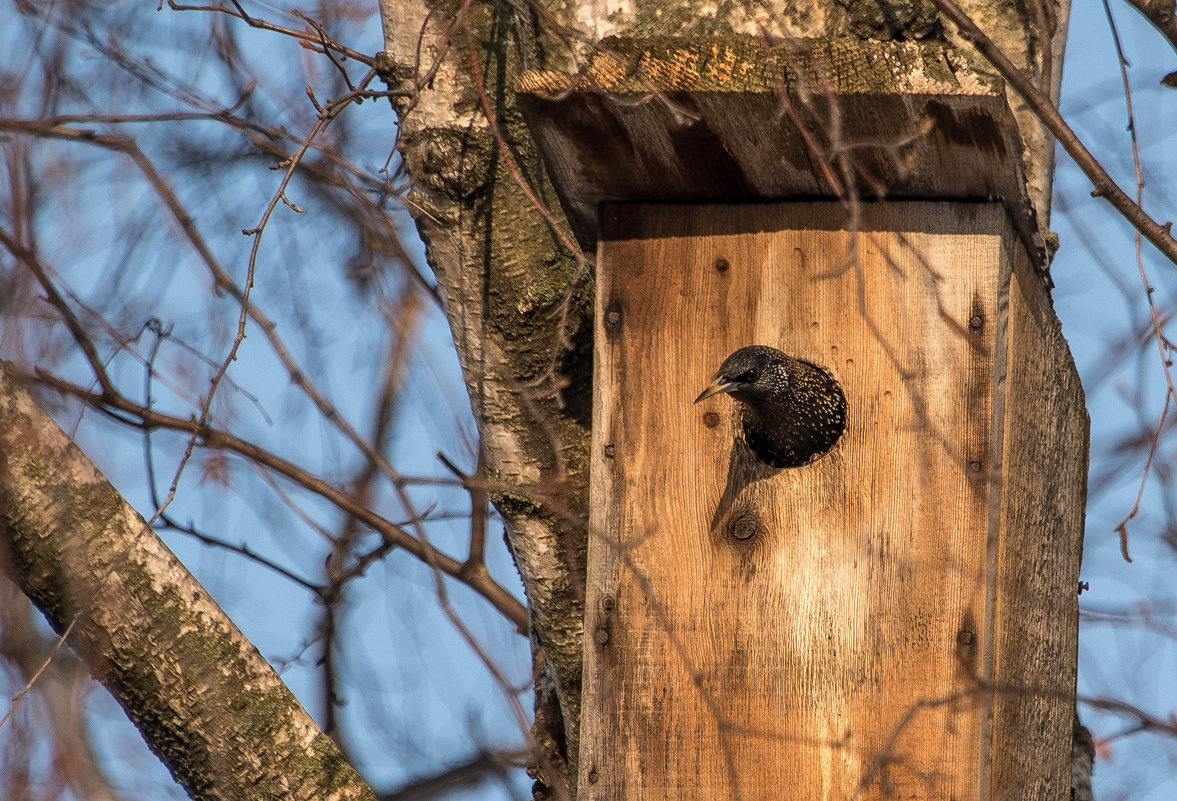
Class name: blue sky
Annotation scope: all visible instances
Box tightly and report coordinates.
[4,1,1177,799]
[1055,1,1177,797]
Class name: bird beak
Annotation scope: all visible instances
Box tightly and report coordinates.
[694,380,736,404]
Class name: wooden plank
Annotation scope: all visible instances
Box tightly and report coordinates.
[516,38,1045,276]
[988,236,1088,799]
[584,201,1058,800]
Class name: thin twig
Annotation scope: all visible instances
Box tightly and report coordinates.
[31,370,529,631]
[1100,0,1177,558]
[167,0,374,65]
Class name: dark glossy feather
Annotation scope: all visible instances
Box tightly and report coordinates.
[697,345,847,468]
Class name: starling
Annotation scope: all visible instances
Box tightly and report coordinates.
[695,345,847,468]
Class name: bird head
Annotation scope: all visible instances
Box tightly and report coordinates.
[694,345,790,405]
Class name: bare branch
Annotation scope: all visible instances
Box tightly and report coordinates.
[167,0,376,65]
[934,0,1177,267]
[31,369,529,632]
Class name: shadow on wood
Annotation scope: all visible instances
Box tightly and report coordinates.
[582,202,1085,801]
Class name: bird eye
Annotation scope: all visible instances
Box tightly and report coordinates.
[739,369,760,383]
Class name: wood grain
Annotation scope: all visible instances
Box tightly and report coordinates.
[516,38,1044,275]
[987,234,1087,800]
[582,202,1083,801]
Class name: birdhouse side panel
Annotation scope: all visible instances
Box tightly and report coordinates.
[583,202,1029,801]
[987,233,1087,801]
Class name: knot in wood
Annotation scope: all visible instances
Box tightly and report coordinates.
[729,511,762,541]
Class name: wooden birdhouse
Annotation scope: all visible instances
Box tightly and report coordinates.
[518,37,1087,801]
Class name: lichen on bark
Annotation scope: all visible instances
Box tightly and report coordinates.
[0,364,377,801]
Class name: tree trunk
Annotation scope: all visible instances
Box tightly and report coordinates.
[376,1,1071,796]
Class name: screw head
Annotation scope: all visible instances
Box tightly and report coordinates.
[957,630,974,645]
[703,411,720,428]
[714,257,730,272]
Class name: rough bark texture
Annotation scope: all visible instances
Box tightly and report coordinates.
[375,1,1072,796]
[0,364,376,801]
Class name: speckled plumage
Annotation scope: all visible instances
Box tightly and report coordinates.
[695,345,847,468]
